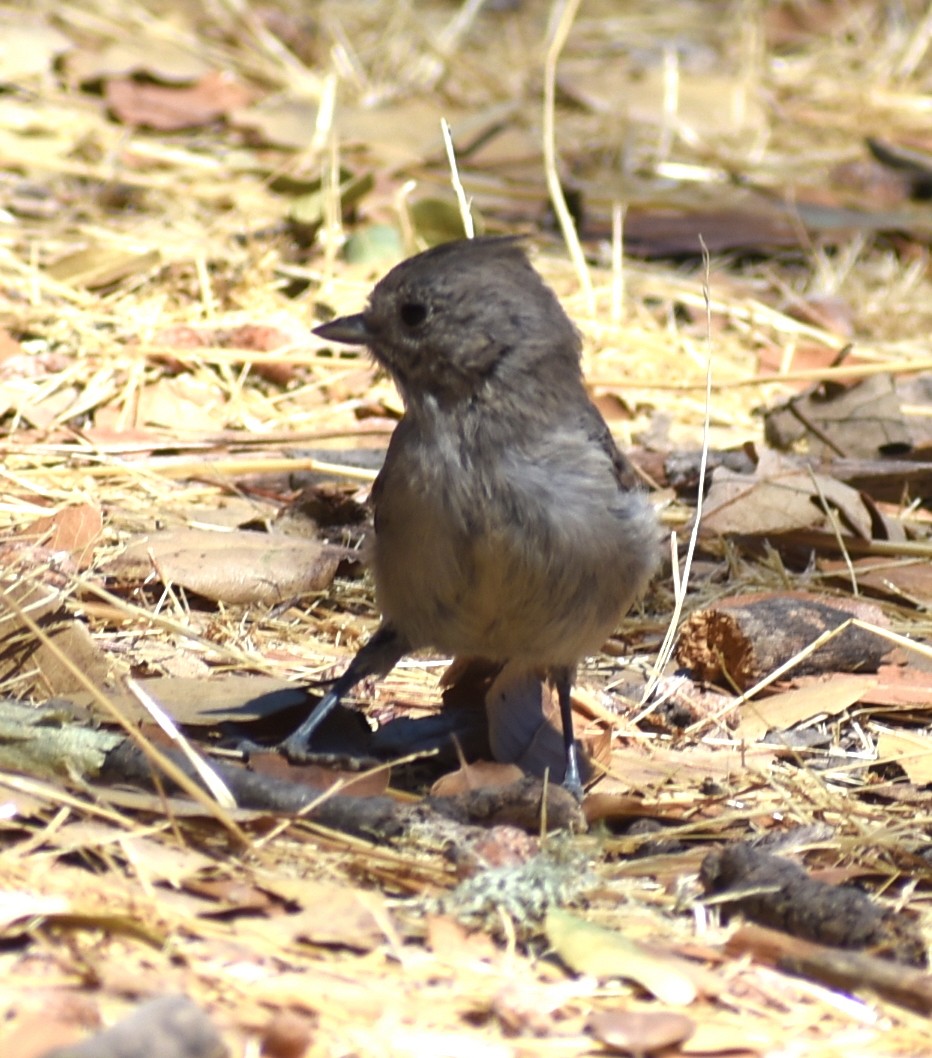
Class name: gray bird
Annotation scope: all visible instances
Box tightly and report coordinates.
[284,237,657,792]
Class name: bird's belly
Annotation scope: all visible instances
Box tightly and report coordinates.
[373,484,655,666]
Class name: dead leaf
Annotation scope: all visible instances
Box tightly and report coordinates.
[430,760,525,797]
[335,100,510,167]
[42,826,215,888]
[130,373,228,430]
[545,909,698,1004]
[107,527,346,606]
[738,676,875,740]
[682,1018,767,1055]
[66,38,211,84]
[558,61,765,134]
[599,742,777,794]
[68,673,304,726]
[701,449,875,539]
[237,881,391,952]
[182,876,272,914]
[229,94,319,149]
[22,503,103,569]
[105,70,254,130]
[46,244,161,290]
[876,729,932,784]
[624,202,803,257]
[0,998,97,1058]
[764,374,910,459]
[0,578,116,696]
[484,662,609,784]
[589,1009,695,1055]
[583,793,684,827]
[425,915,499,963]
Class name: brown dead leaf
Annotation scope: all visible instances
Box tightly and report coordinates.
[0,327,23,363]
[858,665,932,708]
[784,294,856,338]
[0,998,98,1058]
[69,673,304,726]
[0,578,116,696]
[229,94,319,149]
[430,760,525,797]
[425,915,499,963]
[589,1009,695,1055]
[546,910,699,1004]
[681,1018,766,1055]
[624,202,803,257]
[108,527,346,606]
[701,449,874,539]
[46,244,161,290]
[876,729,932,785]
[43,825,215,888]
[335,99,514,168]
[559,59,764,135]
[129,373,227,430]
[237,881,390,952]
[583,792,684,827]
[764,374,910,459]
[182,876,273,914]
[148,320,308,384]
[601,743,778,794]
[484,662,610,784]
[756,338,854,380]
[67,37,211,84]
[22,502,103,569]
[737,676,875,741]
[105,70,254,130]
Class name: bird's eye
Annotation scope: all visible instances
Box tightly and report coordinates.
[400,302,428,327]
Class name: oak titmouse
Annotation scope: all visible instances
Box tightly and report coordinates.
[284,237,657,791]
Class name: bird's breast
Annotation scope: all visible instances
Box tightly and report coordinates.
[370,415,656,665]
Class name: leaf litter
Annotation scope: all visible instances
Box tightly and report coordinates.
[1,1,932,1056]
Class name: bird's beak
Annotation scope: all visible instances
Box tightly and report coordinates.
[313,313,371,346]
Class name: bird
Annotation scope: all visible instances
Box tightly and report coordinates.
[283,236,657,793]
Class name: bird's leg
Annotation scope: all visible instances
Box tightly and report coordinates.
[280,623,408,762]
[552,665,583,797]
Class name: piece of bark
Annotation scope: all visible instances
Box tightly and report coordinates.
[677,592,890,688]
[0,699,583,843]
[726,923,932,1015]
[42,994,227,1058]
[701,843,926,967]
[100,739,585,836]
[826,456,932,501]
